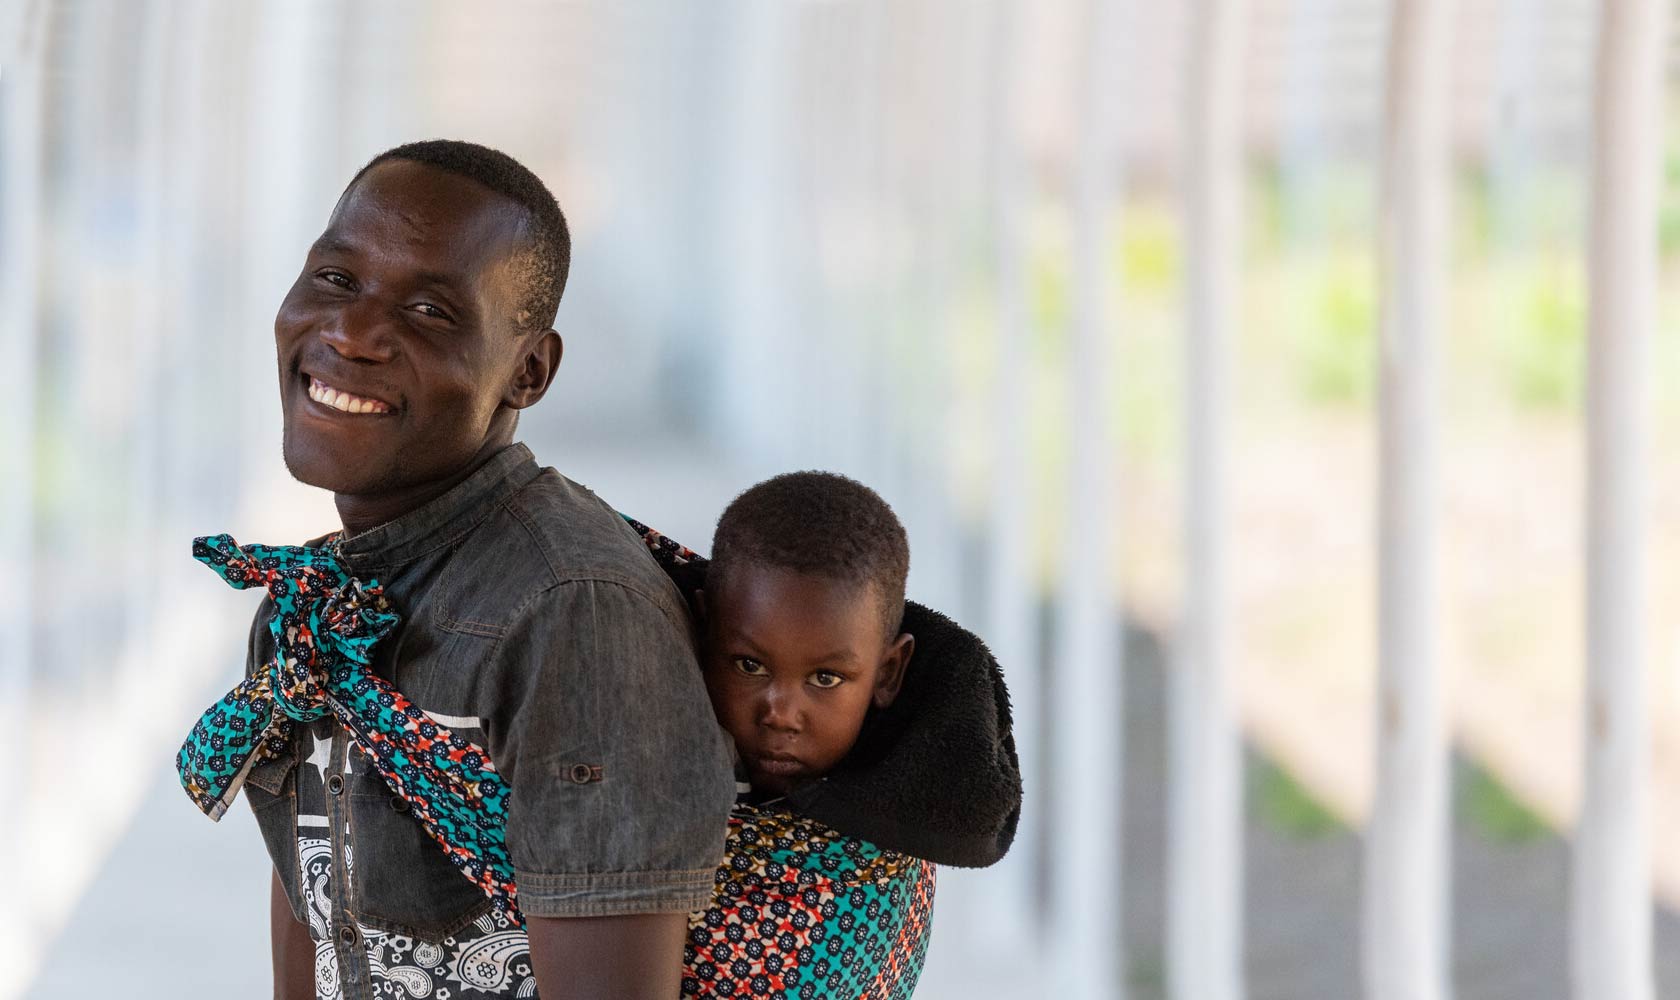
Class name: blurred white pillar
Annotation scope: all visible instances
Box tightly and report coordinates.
[1487,0,1542,248]
[1574,1,1668,998]
[1051,0,1125,996]
[1172,1,1247,999]
[982,0,1042,952]
[1277,0,1332,242]
[0,4,44,696]
[238,1,349,492]
[0,4,46,980]
[124,0,185,690]
[714,0,798,474]
[1365,1,1452,999]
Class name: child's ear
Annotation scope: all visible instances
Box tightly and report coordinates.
[871,632,915,709]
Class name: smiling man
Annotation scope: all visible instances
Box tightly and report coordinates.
[218,140,734,1000]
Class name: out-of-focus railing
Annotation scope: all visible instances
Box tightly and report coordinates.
[5,2,1680,998]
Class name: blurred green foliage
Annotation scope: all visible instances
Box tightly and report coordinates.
[1128,953,1166,999]
[1292,256,1378,406]
[1498,266,1586,410]
[1120,209,1179,292]
[1661,132,1680,254]
[1459,763,1549,843]
[1251,756,1344,839]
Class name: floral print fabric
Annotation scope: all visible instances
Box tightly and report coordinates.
[178,533,525,926]
[684,806,936,999]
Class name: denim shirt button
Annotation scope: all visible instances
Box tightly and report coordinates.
[390,795,409,813]
[327,774,344,796]
[568,763,601,785]
[338,923,358,947]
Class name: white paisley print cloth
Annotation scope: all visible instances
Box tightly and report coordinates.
[299,833,539,999]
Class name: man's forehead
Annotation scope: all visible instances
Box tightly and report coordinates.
[323,159,528,266]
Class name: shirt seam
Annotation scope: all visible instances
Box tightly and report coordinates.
[482,576,694,663]
[343,485,524,573]
[515,866,719,889]
[514,868,717,918]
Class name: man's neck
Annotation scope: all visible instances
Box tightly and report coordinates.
[333,437,512,538]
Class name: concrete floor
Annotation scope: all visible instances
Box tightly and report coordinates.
[25,758,272,998]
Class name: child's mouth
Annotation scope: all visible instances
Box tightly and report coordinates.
[752,754,806,777]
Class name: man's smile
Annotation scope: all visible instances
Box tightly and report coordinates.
[304,374,396,415]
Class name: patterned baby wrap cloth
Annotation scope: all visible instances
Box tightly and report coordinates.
[181,521,948,999]
[682,805,935,999]
[628,517,938,999]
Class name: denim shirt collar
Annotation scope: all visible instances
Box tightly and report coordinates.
[334,442,541,574]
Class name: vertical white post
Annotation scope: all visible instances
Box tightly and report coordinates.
[1277,0,1332,242]
[712,1,797,475]
[1487,0,1542,248]
[0,3,46,981]
[1052,0,1125,997]
[1171,2,1246,999]
[0,5,44,699]
[238,0,347,493]
[1574,1,1668,997]
[1365,1,1452,998]
[983,0,1041,952]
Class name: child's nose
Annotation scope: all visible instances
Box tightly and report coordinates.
[757,686,802,733]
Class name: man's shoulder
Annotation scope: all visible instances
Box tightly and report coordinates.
[475,467,686,615]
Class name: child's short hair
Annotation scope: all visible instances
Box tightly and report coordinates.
[711,471,910,639]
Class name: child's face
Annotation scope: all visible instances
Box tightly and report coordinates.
[701,565,913,797]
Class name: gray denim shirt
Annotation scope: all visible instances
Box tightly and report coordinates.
[241,444,735,977]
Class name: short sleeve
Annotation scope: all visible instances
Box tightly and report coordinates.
[497,578,735,918]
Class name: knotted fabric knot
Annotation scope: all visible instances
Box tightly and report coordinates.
[178,533,524,925]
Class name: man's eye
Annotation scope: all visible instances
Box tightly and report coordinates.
[316,270,353,289]
[412,303,452,321]
[809,671,843,689]
[733,658,767,676]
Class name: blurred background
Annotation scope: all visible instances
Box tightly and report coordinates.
[5,0,1680,997]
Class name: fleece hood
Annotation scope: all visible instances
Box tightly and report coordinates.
[626,517,1022,868]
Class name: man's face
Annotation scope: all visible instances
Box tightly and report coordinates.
[701,565,909,797]
[274,159,536,496]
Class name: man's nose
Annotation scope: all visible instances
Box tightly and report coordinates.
[319,297,397,364]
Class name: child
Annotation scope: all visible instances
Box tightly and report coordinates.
[628,472,1022,999]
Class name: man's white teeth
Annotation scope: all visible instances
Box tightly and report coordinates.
[308,378,388,414]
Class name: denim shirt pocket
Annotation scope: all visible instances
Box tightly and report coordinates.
[427,543,524,641]
[346,756,494,941]
[243,755,308,927]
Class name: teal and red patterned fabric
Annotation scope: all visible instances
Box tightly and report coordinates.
[621,516,939,998]
[183,525,940,997]
[177,534,525,927]
[683,806,935,999]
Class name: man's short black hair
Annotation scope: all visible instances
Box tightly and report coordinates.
[710,471,910,639]
[348,139,570,331]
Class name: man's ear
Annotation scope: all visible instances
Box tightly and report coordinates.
[871,632,915,710]
[506,329,563,410]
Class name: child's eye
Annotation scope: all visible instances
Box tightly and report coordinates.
[733,657,768,677]
[809,671,844,689]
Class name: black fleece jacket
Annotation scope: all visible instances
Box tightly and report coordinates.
[642,535,1023,869]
